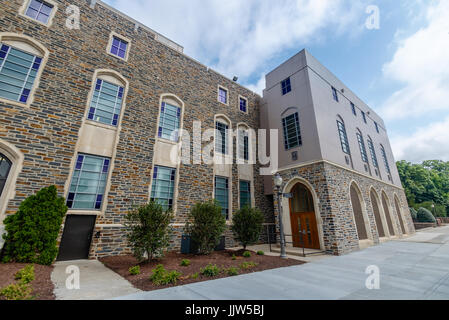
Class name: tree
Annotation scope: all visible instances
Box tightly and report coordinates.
[409,208,417,221]
[417,208,436,223]
[185,200,226,255]
[124,201,173,263]
[1,186,67,265]
[232,206,264,250]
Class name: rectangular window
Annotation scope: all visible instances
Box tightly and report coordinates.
[380,145,391,175]
[88,79,124,126]
[0,44,42,104]
[351,102,357,116]
[239,180,251,209]
[238,129,249,161]
[110,36,128,59]
[332,87,339,102]
[239,97,247,113]
[151,166,176,210]
[25,0,54,24]
[368,139,379,168]
[375,122,380,133]
[215,121,228,155]
[67,154,110,210]
[337,120,350,154]
[361,111,367,124]
[215,176,229,219]
[281,77,291,95]
[158,102,181,141]
[282,112,302,150]
[218,87,228,104]
[357,133,369,163]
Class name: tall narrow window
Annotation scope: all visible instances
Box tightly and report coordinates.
[158,102,181,141]
[337,119,350,154]
[351,102,357,116]
[215,176,229,219]
[374,121,380,133]
[215,121,229,155]
[0,153,12,197]
[281,77,291,95]
[332,87,339,102]
[357,132,369,163]
[238,128,249,161]
[218,87,228,104]
[0,44,42,103]
[239,97,247,113]
[151,166,176,210]
[361,111,367,124]
[25,0,54,24]
[88,78,124,126]
[380,144,391,175]
[239,180,251,209]
[367,137,379,168]
[67,154,110,210]
[110,36,128,59]
[282,112,302,150]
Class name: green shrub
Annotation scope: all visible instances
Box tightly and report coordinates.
[231,254,237,260]
[240,261,258,270]
[231,206,264,250]
[15,265,35,284]
[417,208,436,223]
[180,259,191,267]
[0,283,33,301]
[413,202,447,218]
[243,251,251,258]
[191,272,199,280]
[185,200,226,255]
[257,250,264,256]
[124,201,173,263]
[409,208,418,221]
[149,264,182,286]
[129,265,141,276]
[1,186,67,265]
[226,267,239,276]
[200,263,221,277]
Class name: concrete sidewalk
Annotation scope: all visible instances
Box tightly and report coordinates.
[51,260,140,300]
[117,227,449,300]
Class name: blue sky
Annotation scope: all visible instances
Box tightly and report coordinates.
[103,0,449,163]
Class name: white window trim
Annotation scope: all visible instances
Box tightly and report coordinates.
[0,33,49,108]
[217,85,229,106]
[106,31,132,62]
[155,94,185,144]
[238,95,248,114]
[19,0,58,28]
[214,114,232,157]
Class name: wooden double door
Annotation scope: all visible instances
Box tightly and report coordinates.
[289,184,320,249]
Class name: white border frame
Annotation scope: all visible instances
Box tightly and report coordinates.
[106,31,132,62]
[19,0,58,28]
[217,85,229,106]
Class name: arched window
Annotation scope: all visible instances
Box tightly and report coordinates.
[215,115,231,155]
[157,95,183,142]
[237,124,250,162]
[0,33,49,107]
[0,153,12,197]
[337,116,350,155]
[356,129,368,164]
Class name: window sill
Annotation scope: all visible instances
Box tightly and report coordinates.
[156,137,179,145]
[106,51,129,62]
[66,210,103,216]
[0,97,31,108]
[85,119,118,131]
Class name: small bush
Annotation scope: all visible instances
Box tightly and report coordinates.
[0,283,33,301]
[226,267,239,276]
[191,272,199,280]
[417,208,436,223]
[15,264,35,284]
[257,251,264,256]
[185,200,226,255]
[231,254,237,261]
[128,265,141,276]
[240,261,258,270]
[231,206,264,250]
[243,251,251,258]
[149,264,182,286]
[180,259,191,267]
[409,208,418,221]
[1,186,67,265]
[200,263,221,277]
[124,201,173,263]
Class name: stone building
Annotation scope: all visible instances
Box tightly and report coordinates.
[0,0,414,260]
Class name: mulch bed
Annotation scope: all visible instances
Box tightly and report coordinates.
[0,263,55,300]
[100,249,305,291]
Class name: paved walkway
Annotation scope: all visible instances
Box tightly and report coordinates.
[52,260,140,300]
[117,226,449,300]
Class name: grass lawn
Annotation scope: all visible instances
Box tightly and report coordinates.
[100,249,305,291]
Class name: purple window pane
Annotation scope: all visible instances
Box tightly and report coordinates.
[36,12,50,24]
[89,107,96,114]
[119,41,127,50]
[112,38,120,47]
[158,127,162,138]
[95,195,103,209]
[161,105,164,113]
[118,49,126,59]
[103,159,110,173]
[76,155,84,169]
[68,193,75,201]
[95,79,102,90]
[161,102,166,107]
[19,95,28,103]
[177,108,181,117]
[26,7,39,19]
[40,3,53,15]
[118,87,124,98]
[0,45,9,59]
[110,46,118,55]
[29,0,42,10]
[153,167,158,179]
[88,113,95,120]
[66,201,73,208]
[112,114,119,126]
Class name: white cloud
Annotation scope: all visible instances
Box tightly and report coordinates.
[391,116,449,163]
[380,0,449,121]
[104,0,368,84]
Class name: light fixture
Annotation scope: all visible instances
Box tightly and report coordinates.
[233,76,238,82]
[274,173,283,188]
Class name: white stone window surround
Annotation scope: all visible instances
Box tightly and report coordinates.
[0,33,49,108]
[19,0,58,28]
[106,31,132,62]
[217,85,229,106]
[238,95,248,114]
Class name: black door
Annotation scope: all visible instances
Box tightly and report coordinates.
[57,215,96,261]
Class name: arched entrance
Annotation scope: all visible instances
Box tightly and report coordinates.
[289,183,320,249]
[370,189,385,238]
[0,153,12,198]
[381,192,395,236]
[350,183,368,240]
[394,195,406,235]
